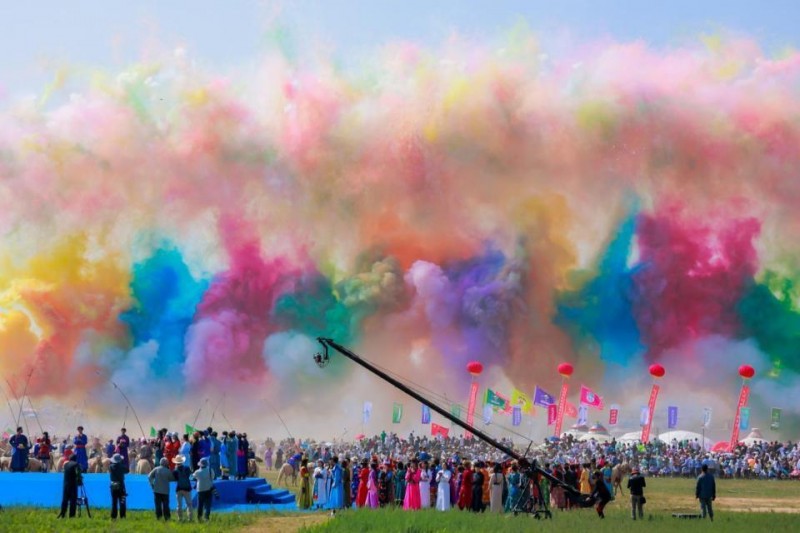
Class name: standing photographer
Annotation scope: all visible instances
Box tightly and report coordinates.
[58,455,81,519]
[109,453,128,520]
[192,457,216,522]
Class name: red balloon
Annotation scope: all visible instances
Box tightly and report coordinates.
[648,364,666,378]
[738,364,755,379]
[466,361,483,376]
[557,362,574,377]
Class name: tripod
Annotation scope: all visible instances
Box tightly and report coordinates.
[76,483,92,518]
[509,469,553,519]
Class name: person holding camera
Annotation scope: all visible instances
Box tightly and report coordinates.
[627,466,646,520]
[148,457,173,520]
[58,455,81,518]
[109,453,128,520]
[192,457,216,522]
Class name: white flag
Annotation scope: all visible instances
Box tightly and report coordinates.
[577,405,588,426]
[640,406,650,427]
[702,407,712,428]
[362,401,373,424]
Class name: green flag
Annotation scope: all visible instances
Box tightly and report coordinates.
[185,424,196,435]
[392,403,403,424]
[450,404,461,419]
[771,408,782,430]
[150,426,157,438]
[485,388,507,409]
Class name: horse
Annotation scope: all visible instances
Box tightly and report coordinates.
[88,456,110,473]
[248,458,258,478]
[611,463,631,495]
[135,458,153,475]
[277,462,297,486]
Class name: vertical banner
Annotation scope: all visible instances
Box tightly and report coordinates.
[608,405,619,426]
[668,406,678,429]
[362,401,373,424]
[703,407,712,428]
[512,406,522,427]
[421,405,431,425]
[392,402,403,424]
[547,404,557,425]
[640,383,660,443]
[554,381,569,437]
[482,404,493,425]
[465,381,479,439]
[577,405,588,426]
[729,384,750,449]
[639,406,649,427]
[739,407,751,431]
[770,408,782,430]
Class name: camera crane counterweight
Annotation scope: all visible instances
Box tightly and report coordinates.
[313,337,580,517]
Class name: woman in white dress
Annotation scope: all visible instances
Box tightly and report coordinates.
[489,463,505,513]
[435,463,452,511]
[313,460,329,509]
[419,461,431,508]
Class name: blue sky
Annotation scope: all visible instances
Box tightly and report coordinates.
[1,1,798,97]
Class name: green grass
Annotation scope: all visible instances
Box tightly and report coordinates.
[0,507,260,532]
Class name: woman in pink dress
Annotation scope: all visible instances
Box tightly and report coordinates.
[403,459,422,510]
[366,462,380,508]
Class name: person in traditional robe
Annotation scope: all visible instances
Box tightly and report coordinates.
[549,464,567,510]
[506,463,522,511]
[326,456,345,509]
[481,463,491,509]
[403,459,422,510]
[356,460,369,507]
[154,429,165,465]
[264,446,273,470]
[471,462,485,512]
[10,427,30,472]
[116,428,131,468]
[104,439,115,459]
[226,431,239,480]
[419,461,432,508]
[451,465,460,506]
[580,463,592,494]
[489,463,505,513]
[237,433,249,480]
[342,459,352,508]
[313,459,329,509]
[73,426,89,473]
[220,431,230,478]
[350,459,361,506]
[190,432,202,471]
[38,432,52,472]
[436,463,452,511]
[457,462,472,510]
[209,431,222,478]
[393,462,406,506]
[200,429,212,461]
[164,433,179,471]
[298,459,312,509]
[367,462,380,508]
[275,447,284,470]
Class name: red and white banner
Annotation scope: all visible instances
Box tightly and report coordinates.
[565,401,578,418]
[465,381,479,439]
[729,384,750,449]
[579,385,604,410]
[609,407,619,426]
[554,381,569,437]
[431,423,449,438]
[547,404,557,425]
[640,384,660,443]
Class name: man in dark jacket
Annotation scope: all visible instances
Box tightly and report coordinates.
[696,464,716,521]
[58,455,81,518]
[627,466,646,520]
[590,471,612,518]
[109,453,129,519]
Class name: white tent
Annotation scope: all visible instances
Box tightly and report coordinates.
[657,430,705,443]
[617,431,642,444]
[740,428,768,447]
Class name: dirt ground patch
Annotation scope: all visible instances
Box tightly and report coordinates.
[240,513,330,533]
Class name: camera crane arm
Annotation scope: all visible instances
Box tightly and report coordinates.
[314,337,579,497]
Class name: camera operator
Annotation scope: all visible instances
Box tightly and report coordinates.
[109,453,128,520]
[58,455,81,518]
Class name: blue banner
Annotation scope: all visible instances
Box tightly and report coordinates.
[668,406,678,429]
[740,407,751,430]
[640,406,649,427]
[533,386,556,407]
[512,406,522,426]
[421,404,431,424]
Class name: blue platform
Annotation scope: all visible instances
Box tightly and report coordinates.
[0,473,296,512]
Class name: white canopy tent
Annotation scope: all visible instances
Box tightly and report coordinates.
[617,431,642,444]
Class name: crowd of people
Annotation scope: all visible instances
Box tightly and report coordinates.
[2,424,795,521]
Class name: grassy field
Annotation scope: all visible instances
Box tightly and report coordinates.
[3,474,799,532]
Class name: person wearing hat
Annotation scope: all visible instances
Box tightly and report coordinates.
[172,455,194,522]
[117,428,131,469]
[9,427,30,472]
[627,466,646,520]
[73,426,89,473]
[192,457,216,522]
[148,458,173,520]
[109,453,129,520]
